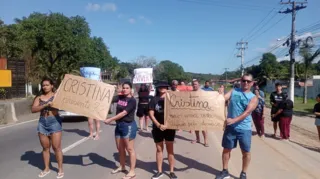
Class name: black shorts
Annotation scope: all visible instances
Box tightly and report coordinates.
[271,113,280,122]
[152,128,176,143]
[136,103,149,117]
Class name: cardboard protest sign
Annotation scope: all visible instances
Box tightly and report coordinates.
[133,68,153,84]
[164,91,226,131]
[52,74,115,120]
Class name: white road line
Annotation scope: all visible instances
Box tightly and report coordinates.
[62,130,103,153]
[0,119,38,130]
[10,103,18,122]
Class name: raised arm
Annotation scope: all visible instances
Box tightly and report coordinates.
[224,89,233,105]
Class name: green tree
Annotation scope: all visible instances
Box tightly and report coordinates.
[259,53,279,80]
[154,60,186,82]
[15,12,96,84]
[299,47,320,103]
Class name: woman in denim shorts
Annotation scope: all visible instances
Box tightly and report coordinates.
[31,77,64,178]
[104,82,137,179]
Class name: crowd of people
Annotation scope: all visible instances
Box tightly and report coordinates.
[31,74,320,179]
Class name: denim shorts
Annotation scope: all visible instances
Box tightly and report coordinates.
[222,127,252,152]
[115,121,138,140]
[37,115,62,136]
[315,118,320,126]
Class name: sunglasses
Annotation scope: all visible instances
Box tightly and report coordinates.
[241,79,252,83]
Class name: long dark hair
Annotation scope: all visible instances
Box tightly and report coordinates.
[139,84,148,92]
[40,77,55,94]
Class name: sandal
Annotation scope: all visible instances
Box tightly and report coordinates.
[57,172,64,179]
[204,143,209,147]
[111,167,127,174]
[38,170,50,178]
[122,174,136,179]
[93,135,100,140]
[191,140,200,144]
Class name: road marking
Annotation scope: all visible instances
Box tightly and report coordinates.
[62,130,103,153]
[10,103,18,122]
[0,119,38,130]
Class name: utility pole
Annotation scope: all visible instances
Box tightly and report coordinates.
[236,41,248,76]
[224,68,229,85]
[279,0,307,102]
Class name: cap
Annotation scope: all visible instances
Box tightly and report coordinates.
[156,81,170,88]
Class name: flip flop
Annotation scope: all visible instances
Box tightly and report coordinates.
[111,167,127,174]
[191,140,200,144]
[204,143,209,147]
[122,174,136,179]
[93,136,100,140]
[38,170,50,178]
[57,172,64,179]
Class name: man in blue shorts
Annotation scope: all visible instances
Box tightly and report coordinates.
[216,73,258,179]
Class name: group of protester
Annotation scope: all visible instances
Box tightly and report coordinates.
[31,74,320,179]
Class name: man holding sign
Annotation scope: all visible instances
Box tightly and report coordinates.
[215,74,258,179]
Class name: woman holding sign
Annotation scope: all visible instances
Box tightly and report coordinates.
[31,77,64,179]
[149,82,178,179]
[104,82,137,179]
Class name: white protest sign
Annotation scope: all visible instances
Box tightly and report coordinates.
[133,68,153,84]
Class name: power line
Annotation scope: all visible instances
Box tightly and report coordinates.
[247,15,289,42]
[242,8,276,40]
[244,6,286,42]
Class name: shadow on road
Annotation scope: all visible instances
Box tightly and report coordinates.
[112,152,233,178]
[289,140,320,153]
[63,129,90,137]
[21,151,117,171]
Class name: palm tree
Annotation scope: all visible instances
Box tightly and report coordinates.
[299,47,320,104]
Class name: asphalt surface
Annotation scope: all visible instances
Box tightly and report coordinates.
[1,110,320,179]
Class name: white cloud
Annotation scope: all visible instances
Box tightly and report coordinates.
[128,18,136,24]
[138,15,152,24]
[101,3,117,12]
[86,3,117,12]
[118,13,125,19]
[86,3,101,11]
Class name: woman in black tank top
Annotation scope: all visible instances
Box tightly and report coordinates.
[31,77,64,178]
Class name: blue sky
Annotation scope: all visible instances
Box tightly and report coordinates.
[1,0,319,74]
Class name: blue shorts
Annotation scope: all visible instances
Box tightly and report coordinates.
[37,115,62,136]
[115,121,138,140]
[315,118,320,126]
[222,127,252,152]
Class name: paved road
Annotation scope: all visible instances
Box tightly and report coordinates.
[0,112,320,179]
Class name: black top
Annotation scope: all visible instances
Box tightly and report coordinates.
[270,91,287,114]
[149,96,165,129]
[138,91,150,104]
[278,99,293,117]
[313,102,320,118]
[115,96,137,123]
